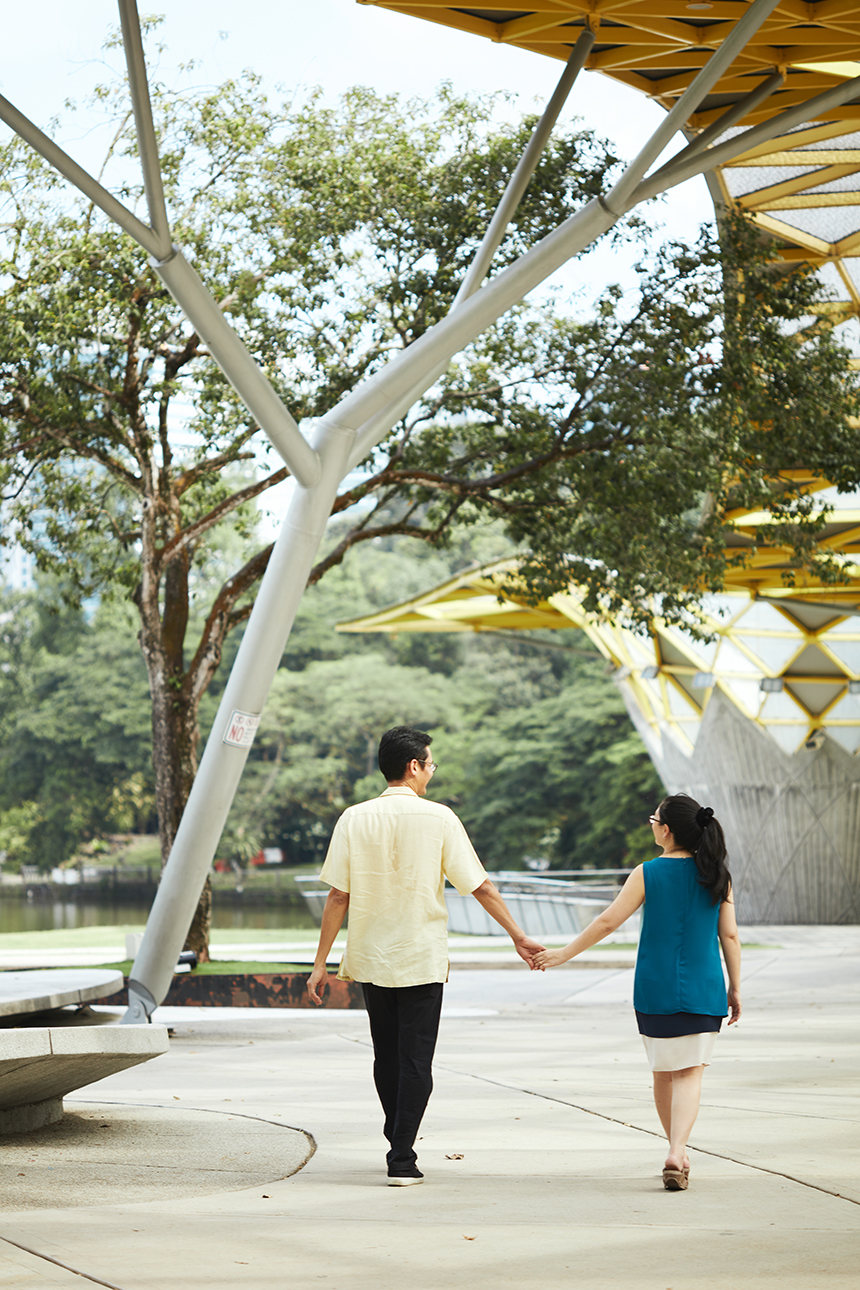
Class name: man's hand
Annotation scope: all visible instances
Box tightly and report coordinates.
[307,964,328,1006]
[514,935,546,970]
[307,887,349,1005]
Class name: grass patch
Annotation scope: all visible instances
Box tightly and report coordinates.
[0,925,147,949]
[95,960,312,975]
[117,835,162,866]
[210,928,327,944]
[0,925,332,950]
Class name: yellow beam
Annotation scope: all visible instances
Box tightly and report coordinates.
[753,190,860,210]
[737,163,860,207]
[732,149,860,164]
[748,211,832,253]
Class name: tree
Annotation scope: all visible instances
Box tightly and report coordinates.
[438,674,663,870]
[3,52,858,951]
[221,531,661,872]
[353,216,860,634]
[0,590,154,867]
[0,67,621,952]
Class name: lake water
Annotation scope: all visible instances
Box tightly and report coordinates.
[0,897,317,935]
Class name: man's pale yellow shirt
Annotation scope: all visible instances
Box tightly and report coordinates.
[319,786,487,988]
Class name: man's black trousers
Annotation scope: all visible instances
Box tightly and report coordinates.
[361,981,444,1173]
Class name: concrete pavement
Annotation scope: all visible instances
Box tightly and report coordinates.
[0,926,857,1288]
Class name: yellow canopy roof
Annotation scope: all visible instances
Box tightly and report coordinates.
[337,516,860,755]
[360,3,860,330]
[359,3,860,126]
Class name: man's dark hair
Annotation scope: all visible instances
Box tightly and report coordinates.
[378,726,432,782]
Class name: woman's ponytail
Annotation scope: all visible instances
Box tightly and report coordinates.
[657,793,731,904]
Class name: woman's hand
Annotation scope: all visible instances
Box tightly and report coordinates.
[534,947,570,970]
[727,987,742,1025]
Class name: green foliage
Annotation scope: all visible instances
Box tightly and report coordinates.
[221,537,661,870]
[360,216,860,633]
[434,659,663,869]
[0,71,621,611]
[0,588,155,868]
[224,651,457,865]
[0,60,634,882]
[0,542,660,873]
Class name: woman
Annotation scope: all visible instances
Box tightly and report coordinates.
[535,794,741,1190]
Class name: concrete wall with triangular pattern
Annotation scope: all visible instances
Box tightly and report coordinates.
[617,685,860,924]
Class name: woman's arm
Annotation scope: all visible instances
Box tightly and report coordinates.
[534,866,645,968]
[718,883,742,1024]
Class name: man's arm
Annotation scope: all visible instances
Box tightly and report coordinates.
[534,866,644,968]
[307,887,350,1005]
[470,879,545,969]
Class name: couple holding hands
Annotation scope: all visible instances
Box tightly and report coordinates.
[308,726,741,1189]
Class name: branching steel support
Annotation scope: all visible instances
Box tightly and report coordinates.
[0,0,847,1019]
[127,420,354,1017]
[453,30,595,307]
[635,72,860,203]
[349,29,595,472]
[117,0,171,256]
[602,0,782,214]
[651,72,786,184]
[346,0,781,471]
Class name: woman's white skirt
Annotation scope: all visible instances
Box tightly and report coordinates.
[641,1031,717,1071]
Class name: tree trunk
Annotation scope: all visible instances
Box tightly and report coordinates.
[138,525,213,961]
[183,874,212,960]
[148,674,210,959]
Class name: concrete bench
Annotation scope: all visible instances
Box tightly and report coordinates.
[0,1024,169,1133]
[0,969,168,1134]
[0,968,125,1018]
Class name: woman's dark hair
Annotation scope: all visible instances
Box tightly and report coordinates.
[378,726,432,782]
[656,793,731,904]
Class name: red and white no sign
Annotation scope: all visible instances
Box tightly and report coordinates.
[222,709,261,749]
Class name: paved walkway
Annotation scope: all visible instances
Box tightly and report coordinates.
[0,927,857,1288]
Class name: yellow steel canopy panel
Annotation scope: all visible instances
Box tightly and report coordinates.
[360,4,860,319]
[358,3,860,130]
[337,489,860,756]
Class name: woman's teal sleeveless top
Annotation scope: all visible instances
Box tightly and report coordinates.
[633,854,727,1017]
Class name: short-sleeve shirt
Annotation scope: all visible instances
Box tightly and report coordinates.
[319,785,487,988]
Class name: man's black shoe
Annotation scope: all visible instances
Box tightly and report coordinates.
[387,1167,424,1186]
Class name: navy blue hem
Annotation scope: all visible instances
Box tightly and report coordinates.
[636,1010,723,1038]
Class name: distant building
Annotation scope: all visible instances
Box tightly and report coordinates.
[0,521,37,592]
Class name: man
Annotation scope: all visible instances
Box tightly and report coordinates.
[307,725,545,1185]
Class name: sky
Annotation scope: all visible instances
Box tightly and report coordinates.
[0,0,715,253]
[0,2,717,534]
